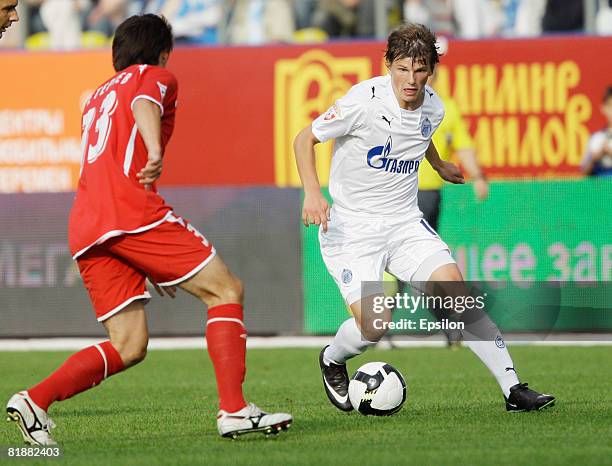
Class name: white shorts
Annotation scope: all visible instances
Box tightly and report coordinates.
[319,209,455,305]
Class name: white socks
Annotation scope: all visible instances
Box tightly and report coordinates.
[324,318,519,398]
[323,318,377,365]
[464,336,519,397]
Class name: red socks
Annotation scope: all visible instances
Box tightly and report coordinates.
[28,341,124,411]
[206,303,247,413]
[27,306,247,414]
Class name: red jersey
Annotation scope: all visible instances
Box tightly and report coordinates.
[68,64,178,259]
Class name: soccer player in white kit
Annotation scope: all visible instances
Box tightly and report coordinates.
[294,24,555,413]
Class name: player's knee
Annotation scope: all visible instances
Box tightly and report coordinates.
[191,272,244,307]
[211,275,244,306]
[121,344,148,367]
[356,301,391,342]
[358,317,389,342]
[361,325,388,342]
[446,268,463,281]
[429,263,463,282]
[112,338,148,368]
[225,275,244,303]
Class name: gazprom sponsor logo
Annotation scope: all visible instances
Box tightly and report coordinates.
[366,136,420,175]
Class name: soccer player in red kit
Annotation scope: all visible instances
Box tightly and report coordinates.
[6,14,292,444]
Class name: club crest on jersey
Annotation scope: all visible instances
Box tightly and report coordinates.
[421,117,432,137]
[157,82,168,101]
[341,269,353,284]
[366,136,420,175]
[324,104,341,121]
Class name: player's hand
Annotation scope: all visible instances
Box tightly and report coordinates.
[302,191,331,232]
[149,279,177,298]
[473,178,489,200]
[436,161,465,185]
[137,152,163,186]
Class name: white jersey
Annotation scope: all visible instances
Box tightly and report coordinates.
[312,75,445,218]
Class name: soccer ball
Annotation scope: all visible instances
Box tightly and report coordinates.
[348,362,406,416]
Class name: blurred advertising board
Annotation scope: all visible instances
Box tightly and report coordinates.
[2,36,611,193]
[0,187,302,337]
[302,179,612,334]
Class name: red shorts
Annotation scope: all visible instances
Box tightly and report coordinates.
[77,213,215,322]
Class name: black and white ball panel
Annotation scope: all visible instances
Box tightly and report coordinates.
[349,362,407,416]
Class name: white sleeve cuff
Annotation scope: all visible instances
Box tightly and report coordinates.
[131,95,164,116]
[311,124,328,143]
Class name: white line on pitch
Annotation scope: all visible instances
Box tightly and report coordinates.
[0,334,610,351]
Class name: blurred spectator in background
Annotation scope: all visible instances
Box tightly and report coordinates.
[404,0,580,39]
[153,0,222,44]
[311,0,360,38]
[353,0,375,37]
[226,0,294,45]
[293,0,317,30]
[403,0,453,36]
[542,0,584,33]
[403,0,431,25]
[5,0,610,49]
[595,0,612,35]
[353,0,405,38]
[0,0,19,39]
[452,0,505,38]
[138,0,164,12]
[87,0,129,37]
[582,87,612,176]
[513,0,546,36]
[312,0,398,39]
[25,0,89,49]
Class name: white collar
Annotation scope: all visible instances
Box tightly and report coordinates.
[381,74,427,122]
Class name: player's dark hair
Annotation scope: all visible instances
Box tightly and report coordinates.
[385,23,439,70]
[603,86,612,103]
[112,14,174,72]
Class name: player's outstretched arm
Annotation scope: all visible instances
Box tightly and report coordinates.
[293,126,331,232]
[133,99,163,186]
[426,142,465,185]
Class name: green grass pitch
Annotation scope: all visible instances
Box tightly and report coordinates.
[1,346,611,466]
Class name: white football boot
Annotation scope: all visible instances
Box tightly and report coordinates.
[6,391,57,445]
[217,402,292,439]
